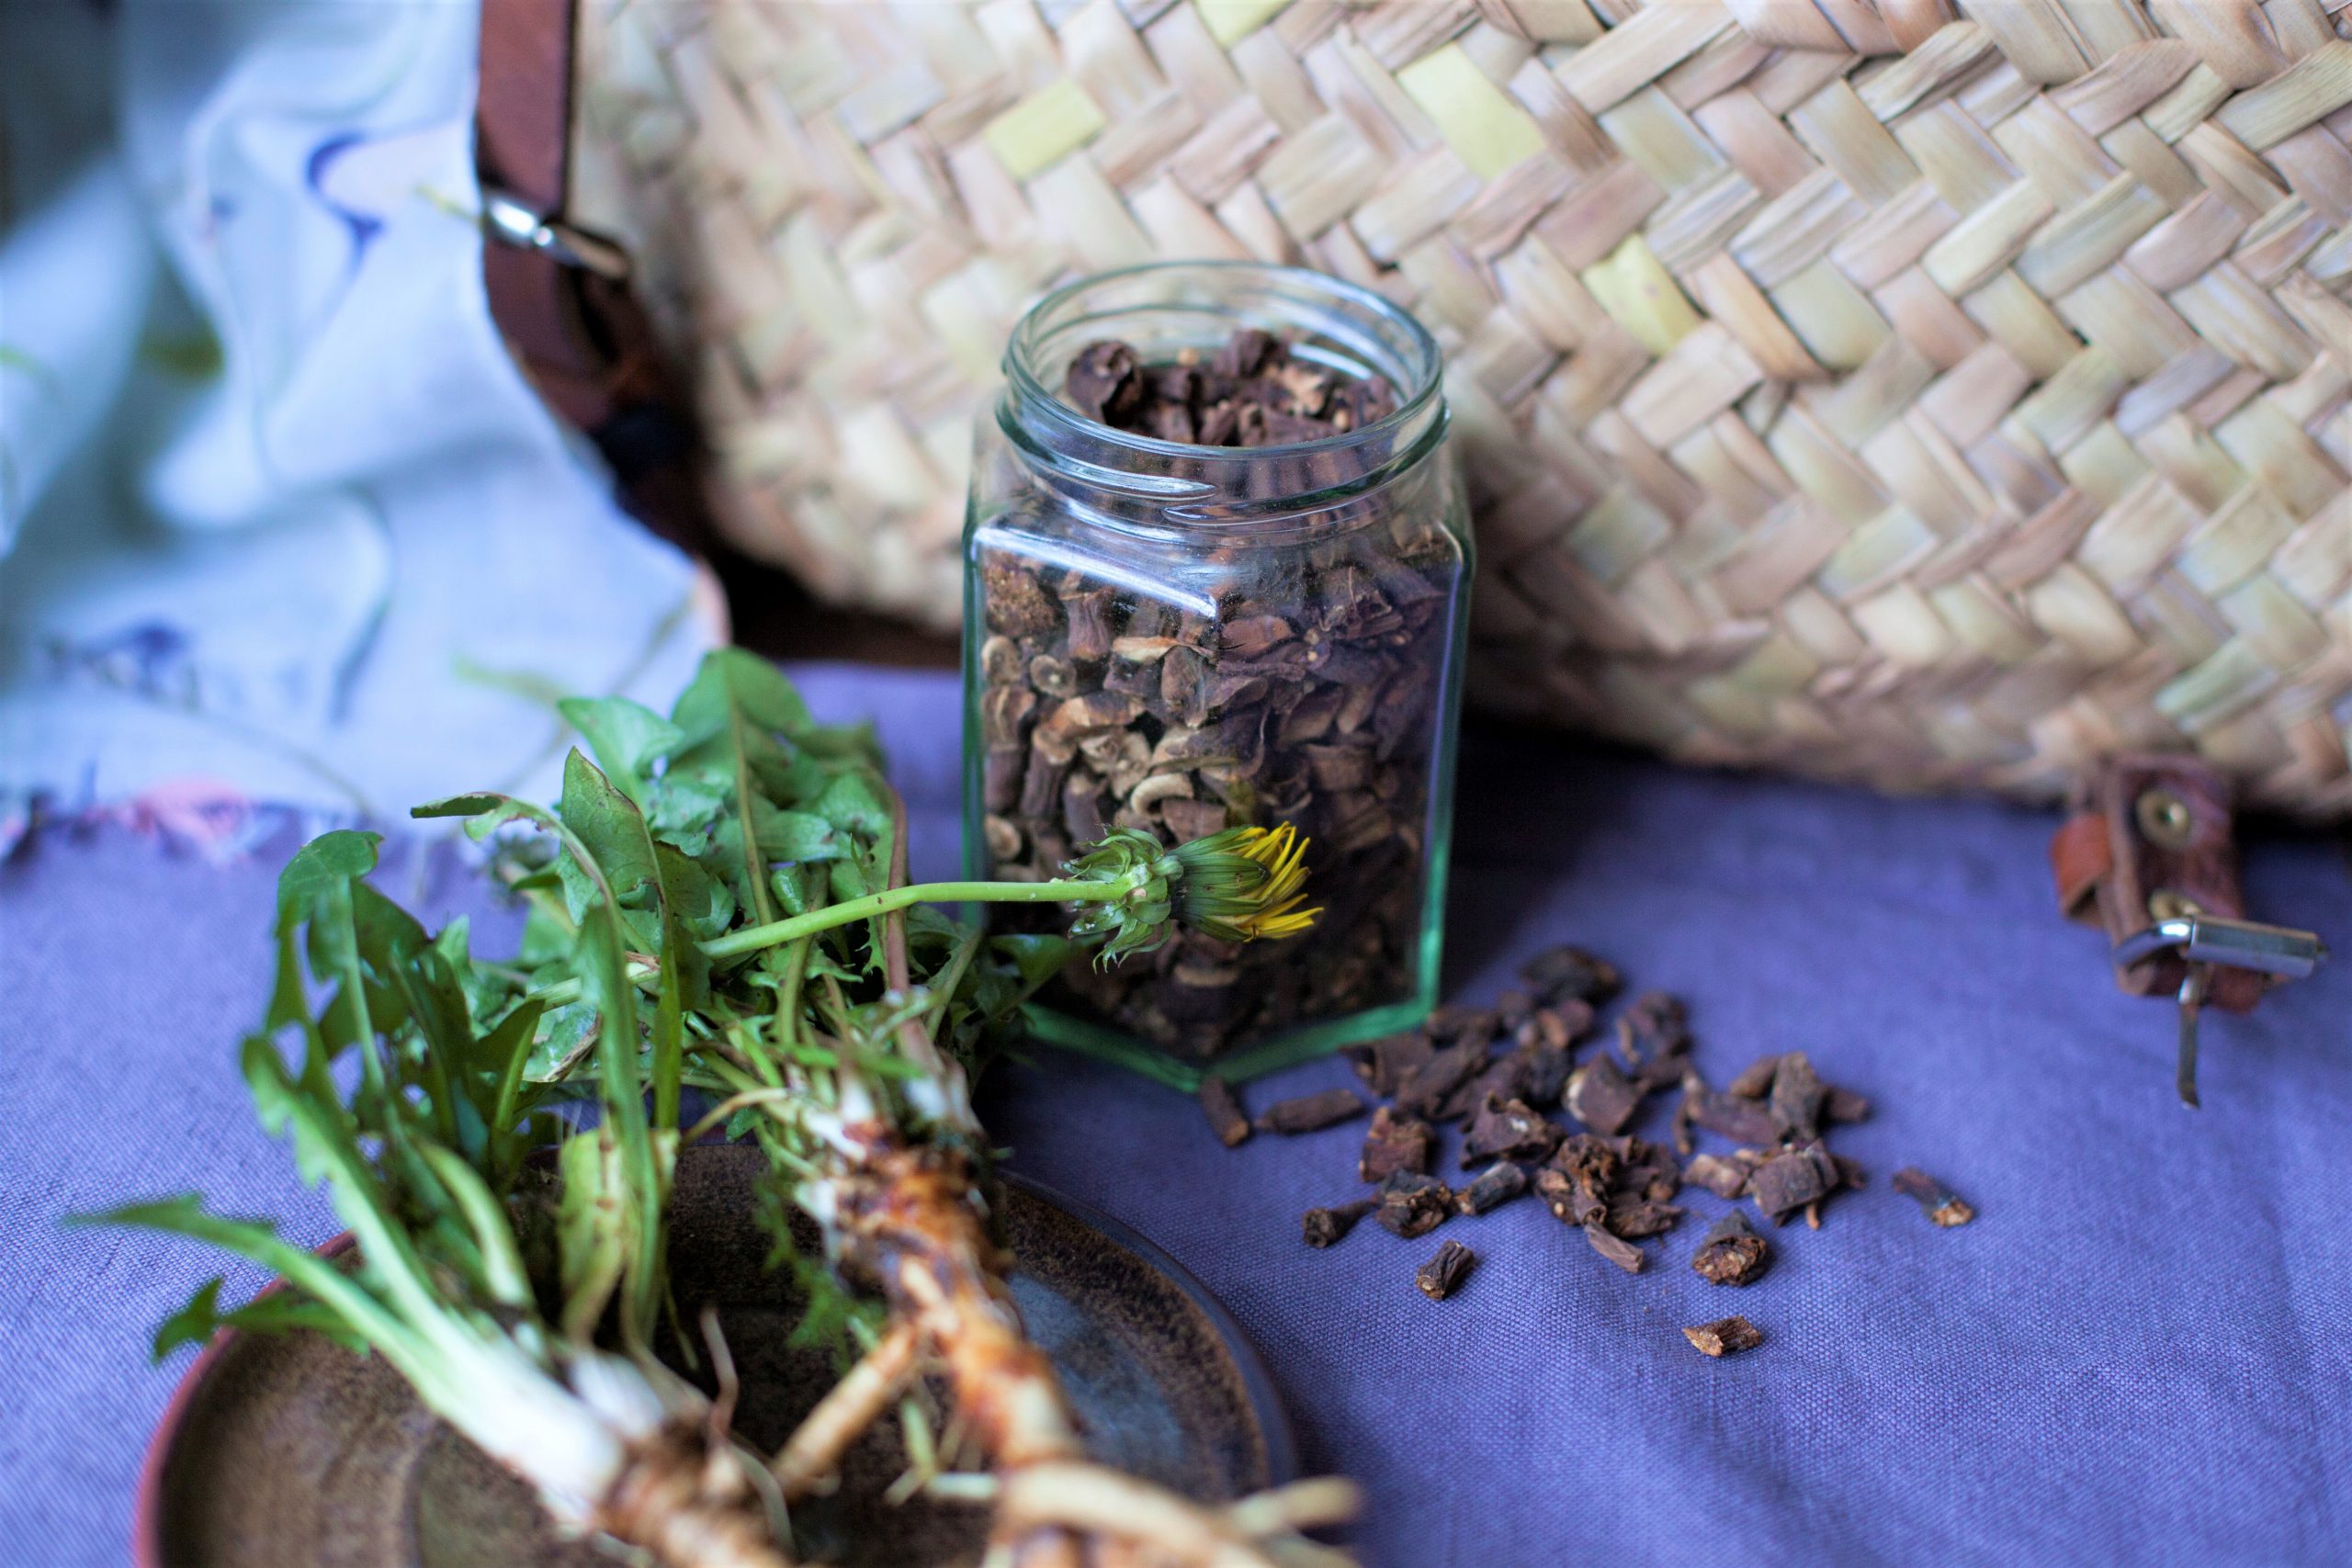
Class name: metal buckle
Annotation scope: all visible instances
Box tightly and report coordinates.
[2110,915,2327,1109]
[481,187,632,282]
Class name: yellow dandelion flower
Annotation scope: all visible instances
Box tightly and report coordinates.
[1059,824,1323,965]
[1170,824,1323,944]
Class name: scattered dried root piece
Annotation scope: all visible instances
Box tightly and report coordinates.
[1825,1086,1871,1124]
[1424,1002,1499,1043]
[1395,1040,1484,1122]
[1256,1088,1367,1134]
[1517,944,1620,1004]
[1461,1094,1561,1167]
[1690,1211,1769,1286]
[1345,1032,1432,1099]
[1679,1070,1781,1145]
[1303,1199,1376,1248]
[1682,1151,1755,1200]
[1682,1316,1764,1358]
[1603,1195,1682,1238]
[1373,1171,1453,1238]
[1415,1240,1476,1301]
[1454,1162,1527,1216]
[1582,1222,1644,1274]
[1359,1106,1433,1181]
[1747,1141,1840,1224]
[1765,1052,1826,1143]
[1564,1055,1641,1135]
[1892,1167,1974,1227]
[1199,1077,1252,1148]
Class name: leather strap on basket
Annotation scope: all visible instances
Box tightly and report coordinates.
[475,0,707,554]
[476,0,571,220]
[2050,756,2266,1014]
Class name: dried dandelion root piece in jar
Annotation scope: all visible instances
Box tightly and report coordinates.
[972,541,1452,1058]
[1064,327,1396,447]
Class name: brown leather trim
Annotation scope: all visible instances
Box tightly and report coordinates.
[473,0,712,556]
[2049,812,2110,925]
[476,0,572,212]
[2053,755,2267,1013]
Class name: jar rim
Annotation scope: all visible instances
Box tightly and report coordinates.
[1001,261,1445,468]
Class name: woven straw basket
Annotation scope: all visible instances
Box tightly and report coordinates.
[571,0,2352,817]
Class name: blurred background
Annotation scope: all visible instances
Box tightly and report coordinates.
[8,0,2349,840]
[0,0,953,863]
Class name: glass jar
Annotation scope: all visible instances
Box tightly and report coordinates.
[961,263,1472,1087]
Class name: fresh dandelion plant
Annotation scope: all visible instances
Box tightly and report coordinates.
[582,655,1351,1564]
[86,829,785,1567]
[95,650,1349,1566]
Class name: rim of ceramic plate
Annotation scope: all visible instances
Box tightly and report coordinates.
[133,1230,358,1568]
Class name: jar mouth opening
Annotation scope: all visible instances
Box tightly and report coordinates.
[1002,262,1445,468]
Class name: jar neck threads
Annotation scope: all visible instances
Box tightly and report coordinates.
[997,263,1447,537]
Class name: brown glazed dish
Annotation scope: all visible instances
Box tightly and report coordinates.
[138,1144,1291,1567]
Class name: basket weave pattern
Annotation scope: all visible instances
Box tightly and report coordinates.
[574,0,2352,816]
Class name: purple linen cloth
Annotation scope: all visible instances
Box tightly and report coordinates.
[3,663,2346,1566]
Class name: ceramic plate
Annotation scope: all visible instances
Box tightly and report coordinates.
[139,1145,1292,1566]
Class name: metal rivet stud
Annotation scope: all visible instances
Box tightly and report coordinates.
[2134,788,2195,850]
[2147,888,2202,922]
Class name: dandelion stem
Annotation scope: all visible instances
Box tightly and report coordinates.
[520,877,1131,1010]
[699,879,1129,961]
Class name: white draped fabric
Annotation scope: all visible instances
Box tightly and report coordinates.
[0,0,716,851]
